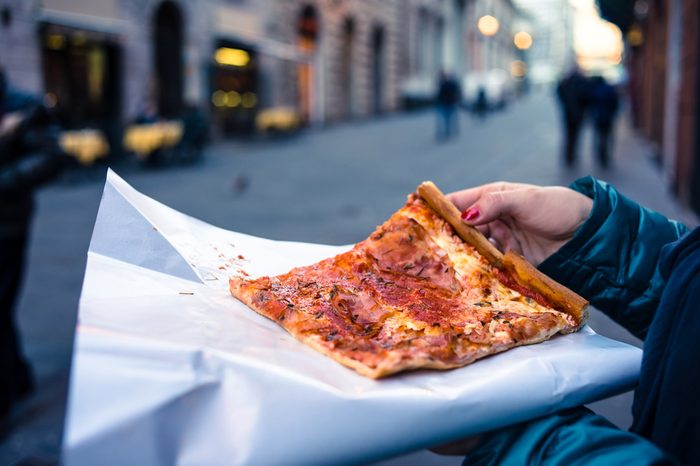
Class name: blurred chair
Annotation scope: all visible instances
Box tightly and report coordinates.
[59,129,109,166]
[123,121,183,166]
[255,107,301,134]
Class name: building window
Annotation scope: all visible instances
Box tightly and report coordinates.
[210,40,258,136]
[39,23,121,128]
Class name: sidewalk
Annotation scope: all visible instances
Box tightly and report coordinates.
[579,113,697,227]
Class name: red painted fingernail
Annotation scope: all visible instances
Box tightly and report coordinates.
[461,208,479,221]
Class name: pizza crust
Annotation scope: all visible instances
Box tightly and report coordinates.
[501,251,588,331]
[417,181,588,329]
[417,181,504,267]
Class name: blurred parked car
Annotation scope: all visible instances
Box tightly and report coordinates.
[399,75,437,109]
[462,69,514,110]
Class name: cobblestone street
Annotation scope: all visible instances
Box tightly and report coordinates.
[2,91,696,465]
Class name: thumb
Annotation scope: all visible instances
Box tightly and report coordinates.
[461,189,525,225]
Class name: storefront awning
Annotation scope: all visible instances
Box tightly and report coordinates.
[41,0,126,35]
[215,4,309,62]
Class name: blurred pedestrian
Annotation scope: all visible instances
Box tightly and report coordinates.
[589,76,619,168]
[0,66,68,421]
[556,66,589,166]
[435,71,461,142]
[473,87,488,121]
[134,99,159,125]
[178,103,208,164]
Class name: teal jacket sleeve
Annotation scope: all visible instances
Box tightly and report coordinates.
[538,177,688,340]
[460,178,688,465]
[462,407,676,466]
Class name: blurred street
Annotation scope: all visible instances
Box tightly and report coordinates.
[1,90,695,465]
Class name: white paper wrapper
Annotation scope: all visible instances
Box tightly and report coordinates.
[63,170,642,466]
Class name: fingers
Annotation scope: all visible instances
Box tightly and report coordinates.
[463,188,535,226]
[473,223,490,237]
[446,182,590,264]
[482,219,524,256]
[447,182,542,259]
[447,186,487,213]
[447,181,533,212]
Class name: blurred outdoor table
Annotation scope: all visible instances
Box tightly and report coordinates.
[123,121,184,159]
[59,129,109,166]
[256,107,301,133]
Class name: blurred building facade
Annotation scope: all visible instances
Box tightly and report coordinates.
[600,0,700,215]
[0,0,544,136]
[467,0,519,73]
[267,0,403,124]
[397,0,468,104]
[514,0,575,84]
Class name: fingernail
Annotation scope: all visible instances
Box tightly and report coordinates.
[461,208,479,222]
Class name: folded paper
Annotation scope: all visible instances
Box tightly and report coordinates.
[63,170,642,466]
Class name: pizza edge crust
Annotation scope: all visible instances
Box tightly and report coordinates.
[303,323,568,378]
[502,251,589,332]
[417,181,589,330]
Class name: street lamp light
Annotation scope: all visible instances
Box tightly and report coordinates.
[477,15,499,37]
[514,31,533,50]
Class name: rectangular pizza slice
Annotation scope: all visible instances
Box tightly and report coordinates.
[229,182,588,378]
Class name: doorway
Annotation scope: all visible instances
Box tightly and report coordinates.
[40,23,121,128]
[339,17,355,118]
[371,26,385,114]
[297,5,319,123]
[153,1,183,118]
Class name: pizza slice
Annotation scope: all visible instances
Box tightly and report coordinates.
[229,182,588,378]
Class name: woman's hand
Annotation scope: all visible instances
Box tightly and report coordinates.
[447,182,593,265]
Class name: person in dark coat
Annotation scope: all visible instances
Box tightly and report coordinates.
[178,104,208,163]
[556,67,589,166]
[435,178,696,464]
[473,87,488,121]
[589,76,619,168]
[435,71,461,142]
[0,66,68,420]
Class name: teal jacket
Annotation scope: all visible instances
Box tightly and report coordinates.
[463,177,691,465]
